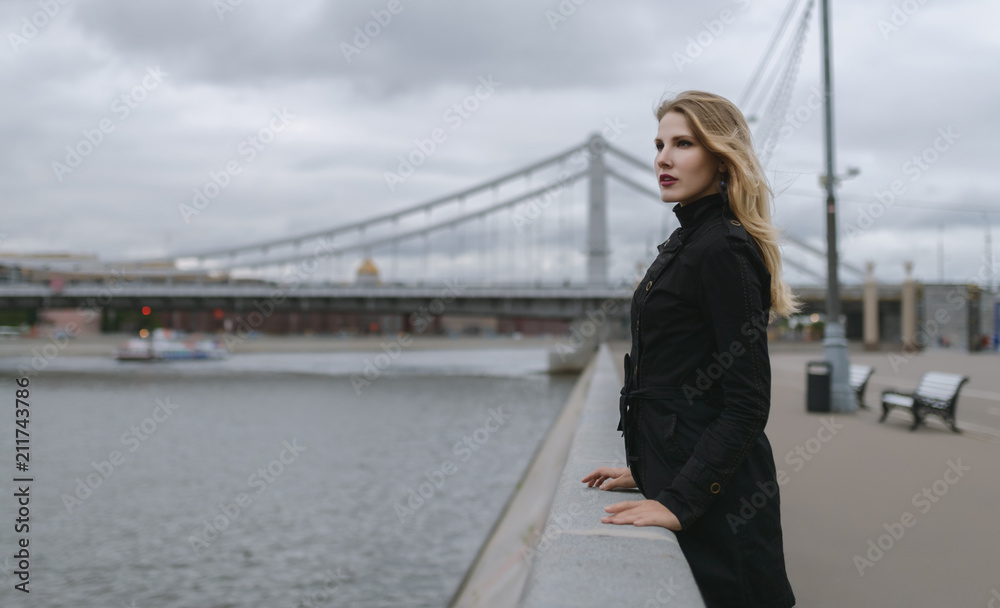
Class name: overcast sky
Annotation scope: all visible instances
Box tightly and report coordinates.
[2,0,998,287]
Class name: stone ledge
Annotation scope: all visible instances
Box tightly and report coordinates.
[518,344,705,608]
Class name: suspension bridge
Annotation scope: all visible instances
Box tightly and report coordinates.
[1,134,869,289]
[0,130,892,342]
[1,0,922,341]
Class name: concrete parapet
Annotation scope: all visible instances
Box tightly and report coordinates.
[450,338,599,607]
[519,344,705,607]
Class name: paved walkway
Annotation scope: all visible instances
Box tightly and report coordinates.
[611,342,1000,608]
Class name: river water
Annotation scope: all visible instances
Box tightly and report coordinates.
[0,347,577,607]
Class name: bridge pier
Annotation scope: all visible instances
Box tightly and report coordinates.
[586,134,608,287]
[547,309,626,373]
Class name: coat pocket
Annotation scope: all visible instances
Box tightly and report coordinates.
[622,404,647,496]
[636,408,686,497]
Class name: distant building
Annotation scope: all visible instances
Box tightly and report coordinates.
[439,315,499,336]
[356,258,380,285]
[37,308,102,336]
[0,251,233,284]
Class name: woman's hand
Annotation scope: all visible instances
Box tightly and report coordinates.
[601,500,682,531]
[580,466,636,491]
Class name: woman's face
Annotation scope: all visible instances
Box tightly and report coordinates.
[654,111,723,206]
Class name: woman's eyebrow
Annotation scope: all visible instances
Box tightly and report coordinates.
[654,134,694,142]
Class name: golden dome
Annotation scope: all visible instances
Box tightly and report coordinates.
[357,258,379,275]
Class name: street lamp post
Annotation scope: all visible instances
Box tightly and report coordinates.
[820,0,854,413]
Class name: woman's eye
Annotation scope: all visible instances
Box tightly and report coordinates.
[655,142,663,150]
[677,140,692,148]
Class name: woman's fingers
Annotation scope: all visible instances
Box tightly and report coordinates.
[600,500,682,530]
[600,469,635,490]
[581,466,616,486]
[601,509,640,525]
[583,467,637,489]
[600,476,624,490]
[601,500,649,524]
[604,500,641,513]
[603,514,638,525]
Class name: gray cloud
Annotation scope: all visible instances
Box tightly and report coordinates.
[67,0,648,96]
[0,0,997,288]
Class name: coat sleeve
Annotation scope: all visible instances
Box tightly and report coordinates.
[653,237,771,529]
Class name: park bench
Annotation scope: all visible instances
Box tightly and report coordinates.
[849,364,874,410]
[879,371,969,432]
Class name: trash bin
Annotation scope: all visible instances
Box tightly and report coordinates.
[806,360,831,413]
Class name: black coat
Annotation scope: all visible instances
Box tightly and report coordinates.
[618,192,796,608]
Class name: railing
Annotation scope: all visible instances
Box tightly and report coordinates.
[517,344,705,607]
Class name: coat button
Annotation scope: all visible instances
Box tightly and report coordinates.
[645,281,652,291]
[710,482,721,494]
[730,220,741,226]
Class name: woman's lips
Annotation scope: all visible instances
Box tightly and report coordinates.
[660,177,677,187]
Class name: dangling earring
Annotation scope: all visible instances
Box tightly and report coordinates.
[719,173,729,205]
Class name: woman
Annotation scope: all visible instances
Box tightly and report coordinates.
[581,90,800,608]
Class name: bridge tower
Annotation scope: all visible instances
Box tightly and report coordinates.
[586,133,608,287]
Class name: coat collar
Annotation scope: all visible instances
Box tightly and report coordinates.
[672,192,725,230]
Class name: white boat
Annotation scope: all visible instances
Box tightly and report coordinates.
[114,328,229,361]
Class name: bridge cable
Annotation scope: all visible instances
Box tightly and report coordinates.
[492,185,499,283]
[739,0,803,114]
[744,0,808,122]
[525,171,533,283]
[457,196,465,280]
[559,162,567,283]
[391,216,399,283]
[781,253,825,283]
[97,156,587,280]
[115,141,590,266]
[755,0,814,166]
[606,167,865,280]
[604,143,653,175]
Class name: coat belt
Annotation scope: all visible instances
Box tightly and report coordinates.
[618,353,722,436]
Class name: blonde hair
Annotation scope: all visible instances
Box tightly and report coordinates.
[654,90,801,318]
